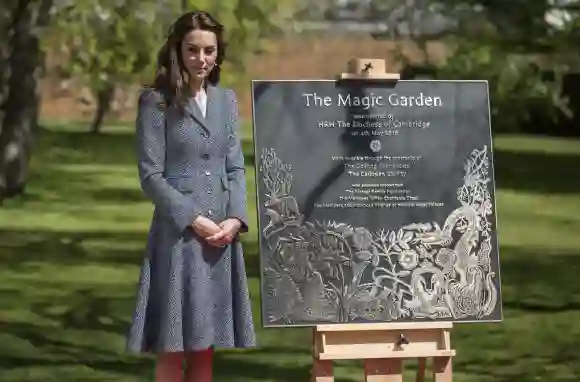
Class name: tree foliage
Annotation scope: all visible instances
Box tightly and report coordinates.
[49,0,172,132]
[392,0,580,135]
[51,0,169,90]
[434,39,571,134]
[48,0,297,132]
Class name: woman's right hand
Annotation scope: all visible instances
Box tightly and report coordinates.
[191,215,222,242]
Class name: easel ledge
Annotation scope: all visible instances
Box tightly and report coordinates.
[310,58,455,382]
[311,321,455,382]
[338,58,401,81]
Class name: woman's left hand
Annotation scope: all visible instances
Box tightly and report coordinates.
[205,218,242,247]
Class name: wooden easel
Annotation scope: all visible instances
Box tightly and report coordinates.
[311,322,454,382]
[310,58,455,382]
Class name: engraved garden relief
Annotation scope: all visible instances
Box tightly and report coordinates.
[258,145,498,325]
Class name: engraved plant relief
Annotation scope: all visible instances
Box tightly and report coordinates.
[258,147,498,324]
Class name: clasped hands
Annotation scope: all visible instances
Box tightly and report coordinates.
[191,215,242,247]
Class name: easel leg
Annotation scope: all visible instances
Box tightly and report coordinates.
[311,359,333,382]
[415,357,426,382]
[364,359,403,382]
[433,356,452,382]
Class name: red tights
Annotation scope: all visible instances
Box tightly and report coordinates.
[155,347,213,382]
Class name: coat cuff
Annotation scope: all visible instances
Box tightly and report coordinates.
[227,215,248,233]
[173,198,201,233]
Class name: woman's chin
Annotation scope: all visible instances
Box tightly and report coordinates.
[190,70,207,79]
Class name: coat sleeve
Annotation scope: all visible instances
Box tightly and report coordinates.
[224,89,249,233]
[135,88,201,233]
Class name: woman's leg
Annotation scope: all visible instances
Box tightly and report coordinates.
[155,352,184,382]
[184,347,214,382]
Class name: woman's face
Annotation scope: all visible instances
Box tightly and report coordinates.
[180,29,218,82]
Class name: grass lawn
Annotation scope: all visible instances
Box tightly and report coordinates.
[1,121,580,381]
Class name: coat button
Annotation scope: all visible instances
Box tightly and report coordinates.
[205,171,211,176]
[202,153,210,160]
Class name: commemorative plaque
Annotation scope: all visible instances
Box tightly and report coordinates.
[251,79,502,327]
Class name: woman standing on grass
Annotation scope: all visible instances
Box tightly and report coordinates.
[126,10,256,382]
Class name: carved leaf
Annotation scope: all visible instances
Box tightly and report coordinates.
[263,267,303,323]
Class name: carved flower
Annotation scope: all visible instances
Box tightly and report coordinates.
[352,227,373,250]
[435,248,456,273]
[398,249,419,270]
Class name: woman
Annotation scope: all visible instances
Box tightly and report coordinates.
[126,10,256,382]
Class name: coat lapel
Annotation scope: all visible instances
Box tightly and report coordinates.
[205,85,220,134]
[184,85,221,136]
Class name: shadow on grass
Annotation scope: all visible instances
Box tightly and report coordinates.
[3,161,145,207]
[35,126,137,166]
[213,352,313,382]
[1,346,313,382]
[89,187,146,203]
[493,149,580,195]
[0,227,316,381]
[499,245,580,312]
[0,228,145,268]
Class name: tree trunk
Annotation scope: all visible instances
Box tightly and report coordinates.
[90,83,115,134]
[0,5,12,132]
[0,0,53,203]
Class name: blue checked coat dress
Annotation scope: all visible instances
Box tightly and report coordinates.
[126,85,257,353]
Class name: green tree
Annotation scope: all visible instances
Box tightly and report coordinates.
[448,0,579,134]
[389,0,580,134]
[50,0,298,133]
[50,0,174,133]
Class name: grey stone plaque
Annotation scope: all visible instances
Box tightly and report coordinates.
[250,79,502,327]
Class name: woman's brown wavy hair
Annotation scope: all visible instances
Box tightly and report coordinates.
[152,10,226,110]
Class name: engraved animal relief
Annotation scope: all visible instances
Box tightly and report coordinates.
[258,146,498,324]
